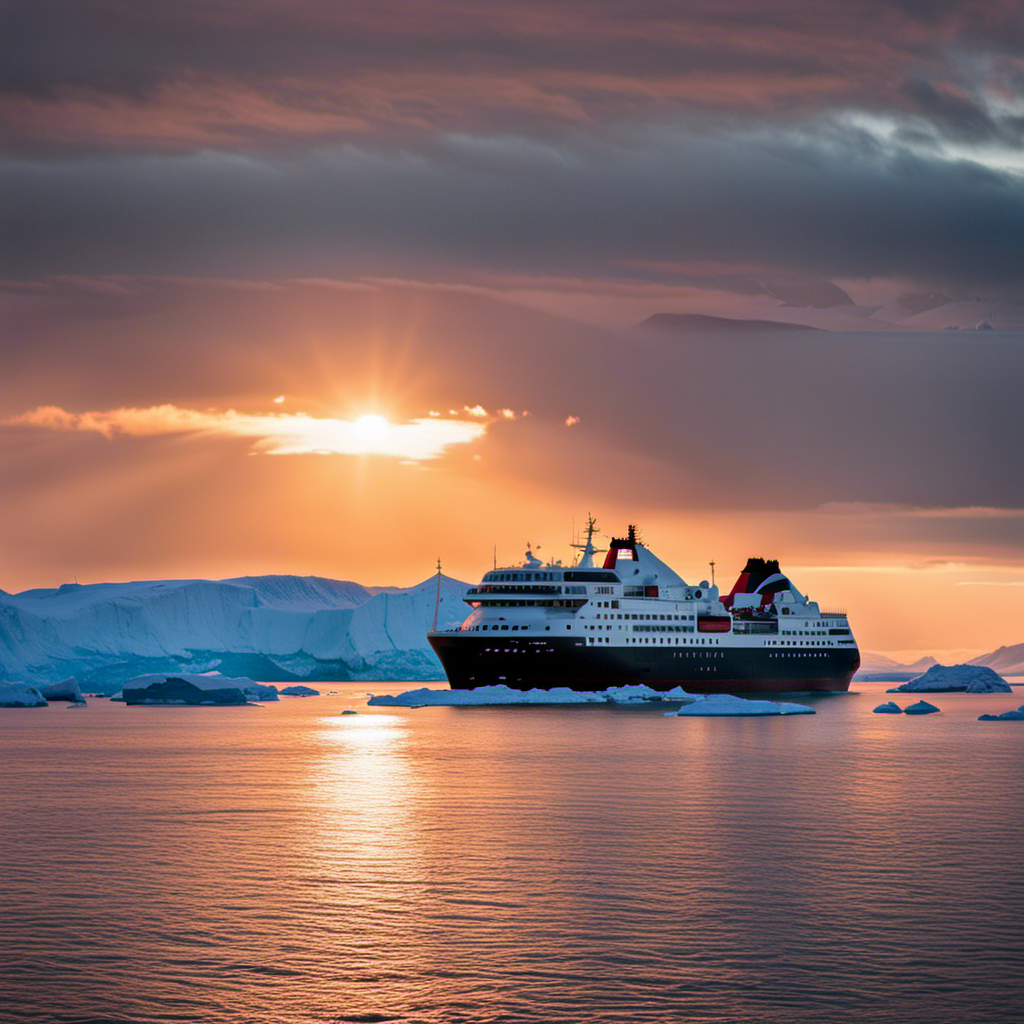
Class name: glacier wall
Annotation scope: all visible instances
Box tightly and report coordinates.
[0,574,469,690]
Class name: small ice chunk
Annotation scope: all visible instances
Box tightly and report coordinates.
[604,684,692,702]
[664,693,814,716]
[341,709,358,715]
[368,685,604,707]
[904,700,940,715]
[0,682,48,708]
[40,678,84,702]
[978,705,1024,721]
[368,684,696,707]
[873,701,903,714]
[279,685,320,697]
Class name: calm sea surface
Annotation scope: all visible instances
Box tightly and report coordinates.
[2,681,1023,1024]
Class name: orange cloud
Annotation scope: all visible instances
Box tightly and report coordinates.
[4,404,493,460]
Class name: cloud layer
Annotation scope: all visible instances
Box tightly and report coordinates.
[2,1,1023,298]
[4,404,489,459]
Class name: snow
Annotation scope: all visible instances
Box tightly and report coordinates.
[0,573,469,687]
[368,684,695,707]
[978,705,1024,722]
[279,685,320,697]
[0,682,48,707]
[664,694,814,716]
[900,298,1024,331]
[888,664,1011,693]
[362,685,813,713]
[873,701,903,714]
[971,642,1024,677]
[904,700,940,715]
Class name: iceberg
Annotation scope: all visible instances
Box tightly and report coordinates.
[888,664,1011,693]
[664,694,814,716]
[114,673,278,702]
[904,700,940,715]
[873,701,903,714]
[39,677,84,702]
[369,685,604,707]
[279,685,320,697]
[0,682,48,707]
[0,573,470,689]
[368,683,695,707]
[122,678,250,706]
[978,705,1024,722]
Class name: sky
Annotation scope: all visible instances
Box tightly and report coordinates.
[2,0,1023,660]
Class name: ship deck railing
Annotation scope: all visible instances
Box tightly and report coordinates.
[466,584,562,597]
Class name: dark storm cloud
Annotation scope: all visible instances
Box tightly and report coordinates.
[3,128,1022,294]
[2,0,1022,153]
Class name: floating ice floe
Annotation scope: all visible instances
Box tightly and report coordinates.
[0,682,48,707]
[279,685,320,697]
[112,673,278,702]
[978,705,1024,722]
[873,701,903,714]
[122,678,251,706]
[903,700,940,715]
[368,683,694,707]
[664,694,814,717]
[888,664,1010,693]
[40,677,84,702]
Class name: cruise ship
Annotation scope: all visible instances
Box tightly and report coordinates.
[428,519,860,693]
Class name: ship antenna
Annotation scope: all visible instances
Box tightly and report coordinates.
[709,559,716,587]
[569,513,604,569]
[431,557,442,631]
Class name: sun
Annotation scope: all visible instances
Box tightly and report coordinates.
[352,413,390,451]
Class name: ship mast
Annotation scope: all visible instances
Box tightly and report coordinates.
[570,513,604,568]
[431,557,442,631]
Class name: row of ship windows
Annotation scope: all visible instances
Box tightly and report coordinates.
[779,628,850,636]
[589,636,722,645]
[768,640,835,646]
[486,572,560,582]
[587,637,837,653]
[468,622,837,646]
[471,623,553,631]
[594,612,695,621]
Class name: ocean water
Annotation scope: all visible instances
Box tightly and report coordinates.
[2,682,1023,1024]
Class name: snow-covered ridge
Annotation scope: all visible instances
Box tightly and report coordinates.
[0,573,469,688]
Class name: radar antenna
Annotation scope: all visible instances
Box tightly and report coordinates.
[570,513,605,568]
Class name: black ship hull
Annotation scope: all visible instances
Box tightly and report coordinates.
[428,633,858,694]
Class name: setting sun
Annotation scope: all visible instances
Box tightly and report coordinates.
[352,413,390,451]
